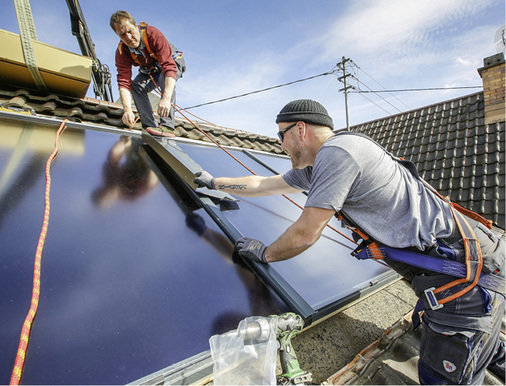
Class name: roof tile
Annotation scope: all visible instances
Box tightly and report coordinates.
[351,91,505,228]
[0,86,283,155]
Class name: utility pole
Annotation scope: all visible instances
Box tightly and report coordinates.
[337,57,353,131]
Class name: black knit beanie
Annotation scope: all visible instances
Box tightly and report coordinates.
[276,99,334,129]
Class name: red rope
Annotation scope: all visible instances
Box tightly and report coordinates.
[174,103,223,128]
[148,75,356,244]
[10,120,68,385]
[171,104,355,243]
[130,115,140,130]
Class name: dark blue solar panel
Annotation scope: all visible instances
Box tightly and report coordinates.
[0,121,287,385]
[243,150,294,175]
[175,142,393,309]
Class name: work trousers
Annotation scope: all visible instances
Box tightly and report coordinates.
[410,221,505,384]
[131,70,176,129]
[417,289,504,384]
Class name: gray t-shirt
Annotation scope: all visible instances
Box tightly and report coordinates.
[282,133,453,250]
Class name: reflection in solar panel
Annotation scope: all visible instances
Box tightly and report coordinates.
[0,121,287,384]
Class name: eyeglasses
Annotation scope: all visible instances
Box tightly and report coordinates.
[277,122,297,142]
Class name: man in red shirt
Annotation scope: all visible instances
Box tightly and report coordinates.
[110,11,184,137]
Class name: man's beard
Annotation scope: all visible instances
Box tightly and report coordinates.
[290,143,305,170]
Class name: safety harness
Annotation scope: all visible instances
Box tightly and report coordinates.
[334,132,504,315]
[118,22,186,78]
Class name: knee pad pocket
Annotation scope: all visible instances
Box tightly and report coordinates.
[419,323,483,384]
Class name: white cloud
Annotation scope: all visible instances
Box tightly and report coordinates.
[180,60,282,104]
[318,0,494,60]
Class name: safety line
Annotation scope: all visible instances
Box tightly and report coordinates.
[173,103,262,174]
[10,119,68,385]
[173,103,356,244]
[130,115,140,129]
[146,74,356,244]
[174,104,225,129]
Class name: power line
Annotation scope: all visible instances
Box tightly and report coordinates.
[336,59,403,121]
[357,92,395,116]
[352,63,412,111]
[335,59,407,118]
[351,74,404,114]
[182,58,482,115]
[351,85,481,93]
[183,70,335,110]
[345,59,482,115]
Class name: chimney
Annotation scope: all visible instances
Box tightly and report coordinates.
[478,53,505,125]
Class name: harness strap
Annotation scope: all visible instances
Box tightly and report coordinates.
[340,216,386,260]
[140,22,157,61]
[354,238,503,294]
[334,131,504,310]
[119,22,183,71]
[432,208,483,305]
[118,41,141,67]
[140,22,184,66]
[352,203,494,308]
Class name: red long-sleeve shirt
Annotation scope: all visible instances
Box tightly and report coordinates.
[115,24,178,91]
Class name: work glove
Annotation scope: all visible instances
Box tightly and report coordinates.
[194,170,215,190]
[235,237,268,264]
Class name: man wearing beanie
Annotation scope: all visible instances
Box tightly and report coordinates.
[194,99,504,385]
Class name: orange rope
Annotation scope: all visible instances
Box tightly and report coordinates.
[146,75,356,244]
[10,120,68,385]
[130,115,140,130]
[174,103,222,128]
[432,206,483,305]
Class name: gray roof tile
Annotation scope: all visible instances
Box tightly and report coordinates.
[351,92,505,229]
[0,86,284,155]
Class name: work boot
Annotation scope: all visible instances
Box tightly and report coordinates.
[145,126,176,138]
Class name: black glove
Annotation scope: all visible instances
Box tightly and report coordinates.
[235,237,267,263]
[194,170,215,190]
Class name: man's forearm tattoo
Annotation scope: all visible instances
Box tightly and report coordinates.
[218,184,247,190]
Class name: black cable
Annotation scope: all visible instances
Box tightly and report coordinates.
[182,60,481,112]
[352,86,481,93]
[351,63,412,110]
[183,71,335,110]
[351,75,404,114]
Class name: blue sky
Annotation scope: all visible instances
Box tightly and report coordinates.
[2,0,504,136]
